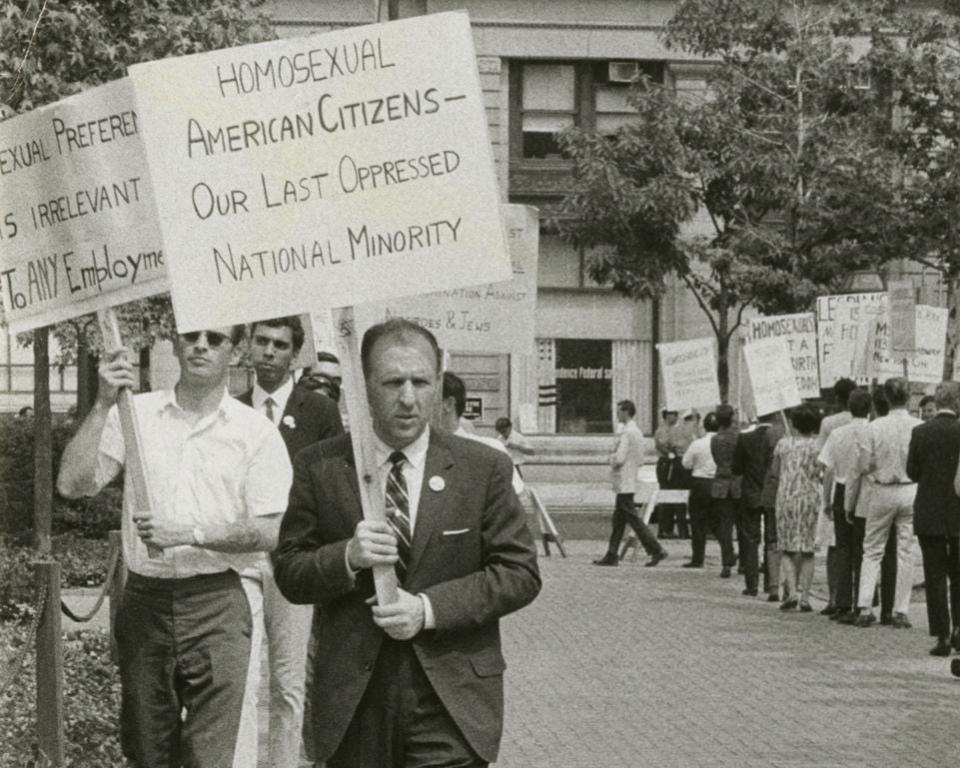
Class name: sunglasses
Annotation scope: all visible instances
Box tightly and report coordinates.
[179,330,230,348]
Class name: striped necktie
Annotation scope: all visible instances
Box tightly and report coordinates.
[264,397,276,425]
[385,451,411,580]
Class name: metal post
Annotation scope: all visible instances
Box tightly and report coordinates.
[35,560,64,767]
[108,530,126,665]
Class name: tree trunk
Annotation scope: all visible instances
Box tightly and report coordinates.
[33,327,53,555]
[716,283,730,404]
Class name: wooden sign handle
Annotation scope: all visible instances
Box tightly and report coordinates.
[96,309,161,559]
[331,306,399,605]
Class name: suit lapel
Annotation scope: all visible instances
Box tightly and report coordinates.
[341,449,363,528]
[408,433,455,577]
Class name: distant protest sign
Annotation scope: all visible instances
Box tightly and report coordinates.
[657,337,720,411]
[354,205,537,354]
[743,336,802,416]
[867,304,947,384]
[0,79,166,332]
[128,13,509,332]
[746,312,819,398]
[887,279,916,354]
[816,293,885,387]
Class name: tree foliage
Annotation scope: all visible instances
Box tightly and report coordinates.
[558,0,960,400]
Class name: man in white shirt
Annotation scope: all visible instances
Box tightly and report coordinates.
[682,412,720,569]
[594,400,668,567]
[495,417,535,479]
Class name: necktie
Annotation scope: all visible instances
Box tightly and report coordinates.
[385,451,411,580]
[264,397,276,425]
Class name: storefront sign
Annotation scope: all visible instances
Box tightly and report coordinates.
[746,312,819,398]
[129,13,509,332]
[463,396,483,421]
[0,79,167,331]
[743,336,802,416]
[657,337,720,411]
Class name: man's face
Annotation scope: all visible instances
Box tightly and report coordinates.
[921,401,937,421]
[175,327,236,386]
[366,333,437,449]
[617,407,630,424]
[250,324,296,392]
[665,413,678,426]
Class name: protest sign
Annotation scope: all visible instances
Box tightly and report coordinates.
[887,279,916,355]
[0,79,166,331]
[353,204,538,353]
[816,293,885,387]
[867,304,948,384]
[657,337,720,411]
[743,336,802,416]
[746,312,819,398]
[128,12,510,332]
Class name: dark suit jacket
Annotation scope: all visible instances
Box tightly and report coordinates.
[237,383,343,461]
[271,430,541,763]
[906,412,960,537]
[711,427,742,500]
[732,424,779,509]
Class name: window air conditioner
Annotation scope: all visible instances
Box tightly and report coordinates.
[608,61,640,84]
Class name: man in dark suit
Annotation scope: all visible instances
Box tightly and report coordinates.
[272,318,541,768]
[237,315,343,768]
[906,381,960,657]
[711,404,741,578]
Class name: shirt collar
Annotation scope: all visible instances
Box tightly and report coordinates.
[159,387,233,420]
[373,426,431,470]
[252,376,293,413]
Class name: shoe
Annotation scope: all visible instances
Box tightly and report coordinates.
[854,612,877,628]
[742,588,758,597]
[593,554,618,567]
[880,613,893,626]
[681,561,703,568]
[951,628,960,651]
[820,606,838,616]
[766,593,780,603]
[930,638,952,657]
[645,551,668,567]
[720,567,732,578]
[891,613,912,629]
[830,609,851,622]
[835,611,859,625]
[779,597,799,611]
[799,601,813,613]
[951,658,960,678]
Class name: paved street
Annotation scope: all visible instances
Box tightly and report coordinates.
[496,539,960,768]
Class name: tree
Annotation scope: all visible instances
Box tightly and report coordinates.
[558,0,958,402]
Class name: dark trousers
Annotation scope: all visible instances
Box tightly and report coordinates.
[917,535,960,639]
[607,493,664,557]
[116,570,252,768]
[852,517,897,616]
[737,506,763,591]
[688,480,734,566]
[711,496,738,568]
[655,457,686,537]
[327,638,486,768]
[832,485,856,611]
[761,507,778,594]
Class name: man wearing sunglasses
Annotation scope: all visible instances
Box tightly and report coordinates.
[237,316,343,768]
[58,324,293,768]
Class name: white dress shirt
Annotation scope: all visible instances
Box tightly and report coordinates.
[252,376,293,426]
[373,427,430,535]
[682,434,717,479]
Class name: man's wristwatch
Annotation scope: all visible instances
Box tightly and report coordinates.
[192,526,206,547]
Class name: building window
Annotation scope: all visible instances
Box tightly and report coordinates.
[520,63,576,159]
[554,339,613,433]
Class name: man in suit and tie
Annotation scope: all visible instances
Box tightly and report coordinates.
[711,404,741,579]
[907,381,960,656]
[237,315,343,768]
[272,318,541,768]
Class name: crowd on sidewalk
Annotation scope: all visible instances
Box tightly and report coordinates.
[595,378,960,660]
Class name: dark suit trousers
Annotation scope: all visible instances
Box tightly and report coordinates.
[710,497,737,568]
[327,638,486,768]
[737,506,763,591]
[832,485,855,612]
[655,457,675,535]
[607,493,664,557]
[917,535,960,638]
[688,478,712,565]
[852,517,897,616]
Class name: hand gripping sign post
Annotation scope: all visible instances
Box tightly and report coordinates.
[129,13,511,605]
[0,79,168,558]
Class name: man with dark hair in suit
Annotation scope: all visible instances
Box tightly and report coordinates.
[907,380,960,656]
[711,404,741,579]
[272,318,541,768]
[237,315,343,768]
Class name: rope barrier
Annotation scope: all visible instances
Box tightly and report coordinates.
[0,579,47,700]
[59,538,121,624]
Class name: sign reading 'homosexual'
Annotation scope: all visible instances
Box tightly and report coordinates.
[657,337,720,411]
[746,312,819,398]
[129,13,509,332]
[0,79,167,331]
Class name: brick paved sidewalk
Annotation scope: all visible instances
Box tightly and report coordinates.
[495,539,960,768]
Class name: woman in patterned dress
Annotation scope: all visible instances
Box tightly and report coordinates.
[769,404,823,611]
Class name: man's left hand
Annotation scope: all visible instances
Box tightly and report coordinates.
[371,588,425,640]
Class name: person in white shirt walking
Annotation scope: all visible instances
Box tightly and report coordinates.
[682,412,719,569]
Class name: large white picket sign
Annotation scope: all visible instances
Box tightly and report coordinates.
[743,336,802,416]
[746,312,819,398]
[129,13,509,332]
[867,304,948,384]
[816,293,885,387]
[353,205,538,354]
[0,79,167,331]
[657,337,720,411]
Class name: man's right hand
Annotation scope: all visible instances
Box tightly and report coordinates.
[346,520,399,570]
[97,350,136,407]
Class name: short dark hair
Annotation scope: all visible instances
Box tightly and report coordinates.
[883,377,909,408]
[872,386,890,417]
[715,404,734,428]
[495,417,511,433]
[618,400,636,418]
[789,403,821,435]
[442,371,466,416]
[703,412,719,432]
[919,394,935,409]
[848,389,871,418]
[315,350,340,365]
[250,316,305,353]
[361,319,441,378]
[934,382,960,411]
[833,378,857,409]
